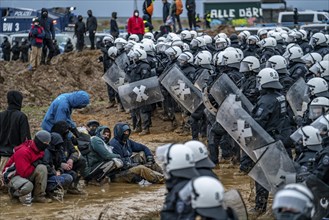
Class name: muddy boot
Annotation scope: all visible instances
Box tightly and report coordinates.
[33,196,52,203]
[139,128,150,136]
[67,182,86,195]
[117,104,124,112]
[106,101,116,109]
[132,126,142,133]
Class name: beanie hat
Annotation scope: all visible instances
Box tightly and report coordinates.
[35,130,51,143]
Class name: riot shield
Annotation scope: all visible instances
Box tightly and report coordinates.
[210,74,254,113]
[249,141,296,193]
[286,77,310,117]
[116,52,129,70]
[194,70,210,91]
[118,76,164,110]
[102,63,129,92]
[160,65,203,113]
[305,175,329,220]
[223,189,248,220]
[216,94,275,162]
[290,114,329,143]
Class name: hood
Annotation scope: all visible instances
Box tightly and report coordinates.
[87,9,92,16]
[113,122,131,142]
[51,121,70,138]
[49,132,64,151]
[67,91,90,109]
[7,90,23,110]
[96,125,111,143]
[133,10,139,16]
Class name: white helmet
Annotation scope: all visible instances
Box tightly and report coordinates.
[310,61,329,79]
[257,28,268,39]
[142,40,154,53]
[178,51,194,65]
[247,35,260,45]
[301,52,322,67]
[258,37,277,48]
[107,46,118,58]
[165,46,182,61]
[240,56,260,73]
[215,37,228,51]
[214,33,227,40]
[306,77,329,97]
[300,125,322,151]
[125,40,137,51]
[171,40,184,48]
[238,30,251,41]
[283,46,304,61]
[298,29,308,41]
[213,51,225,67]
[191,37,206,48]
[180,30,192,41]
[310,33,327,47]
[166,32,179,42]
[270,32,283,42]
[221,50,242,69]
[203,35,213,44]
[286,43,301,51]
[275,27,283,32]
[132,48,147,61]
[194,51,212,66]
[182,43,190,52]
[266,55,288,71]
[103,35,114,45]
[235,48,244,60]
[164,144,198,179]
[129,34,140,42]
[190,30,197,39]
[157,36,166,43]
[273,183,314,220]
[323,54,329,61]
[190,177,225,216]
[184,141,215,168]
[114,38,128,50]
[256,68,283,90]
[309,97,329,120]
[143,32,154,41]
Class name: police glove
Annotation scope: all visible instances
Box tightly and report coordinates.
[294,116,304,127]
[146,156,155,164]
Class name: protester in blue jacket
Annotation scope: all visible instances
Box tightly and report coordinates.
[41,91,90,133]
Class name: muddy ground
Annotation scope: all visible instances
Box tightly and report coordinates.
[0,51,273,219]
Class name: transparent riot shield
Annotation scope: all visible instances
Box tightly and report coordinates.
[210,74,254,113]
[116,52,129,70]
[216,94,275,162]
[223,189,248,220]
[290,114,329,143]
[194,69,210,91]
[286,77,310,117]
[305,175,329,220]
[249,141,297,193]
[161,65,203,113]
[102,63,129,92]
[118,76,164,110]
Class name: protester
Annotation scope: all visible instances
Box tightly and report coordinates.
[86,10,97,50]
[127,10,145,40]
[28,17,45,71]
[39,8,55,65]
[75,15,86,52]
[110,12,119,38]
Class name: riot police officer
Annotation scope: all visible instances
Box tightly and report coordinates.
[74,15,86,52]
[310,33,329,57]
[258,37,280,64]
[251,68,289,214]
[1,36,11,61]
[283,46,308,81]
[238,30,250,51]
[11,40,20,61]
[243,35,260,57]
[20,38,29,63]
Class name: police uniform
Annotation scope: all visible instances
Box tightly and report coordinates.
[312,147,329,184]
[1,38,11,61]
[288,60,308,81]
[259,47,280,64]
[252,89,288,212]
[295,149,318,182]
[314,45,329,57]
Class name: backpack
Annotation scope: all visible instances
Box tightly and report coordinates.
[176,0,183,15]
[76,132,92,156]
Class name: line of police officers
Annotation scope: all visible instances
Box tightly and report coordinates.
[97,28,329,219]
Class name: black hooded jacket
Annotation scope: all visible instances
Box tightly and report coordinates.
[0,91,31,157]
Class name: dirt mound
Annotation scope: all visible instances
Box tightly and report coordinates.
[0,50,106,109]
[202,25,236,37]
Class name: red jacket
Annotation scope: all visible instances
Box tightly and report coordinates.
[3,140,44,179]
[127,15,145,35]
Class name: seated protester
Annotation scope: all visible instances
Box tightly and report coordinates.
[41,90,90,134]
[84,126,122,184]
[51,121,87,194]
[158,144,200,219]
[64,38,74,53]
[184,140,217,179]
[110,122,164,184]
[178,176,239,220]
[2,130,52,203]
[43,132,73,197]
[86,120,100,136]
[272,184,315,220]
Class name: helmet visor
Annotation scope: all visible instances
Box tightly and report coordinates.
[309,105,324,120]
[240,61,252,72]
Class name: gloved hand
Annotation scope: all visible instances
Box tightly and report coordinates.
[146,156,155,164]
[294,115,304,127]
[98,55,103,63]
[70,127,80,138]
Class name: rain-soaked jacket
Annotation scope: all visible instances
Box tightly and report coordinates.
[110,123,152,168]
[41,91,90,132]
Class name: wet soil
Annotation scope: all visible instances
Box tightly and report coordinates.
[0,52,273,220]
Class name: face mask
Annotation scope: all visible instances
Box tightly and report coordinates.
[134,13,139,17]
[122,133,130,142]
[42,12,48,18]
[34,137,49,151]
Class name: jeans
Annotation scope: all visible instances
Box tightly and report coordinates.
[46,173,73,192]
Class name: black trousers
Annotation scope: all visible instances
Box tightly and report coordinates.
[41,38,55,63]
[187,12,196,29]
[89,31,96,49]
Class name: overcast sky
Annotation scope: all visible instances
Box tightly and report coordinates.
[1,0,328,17]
